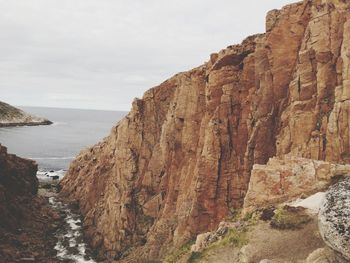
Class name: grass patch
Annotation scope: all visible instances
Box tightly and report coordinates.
[216,228,248,248]
[270,205,312,229]
[201,227,248,255]
[145,261,162,263]
[164,240,195,263]
[187,252,203,263]
[227,208,242,221]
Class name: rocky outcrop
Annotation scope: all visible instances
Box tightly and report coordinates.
[306,247,348,263]
[0,145,59,262]
[61,0,350,261]
[0,101,52,127]
[319,177,350,261]
[243,156,350,212]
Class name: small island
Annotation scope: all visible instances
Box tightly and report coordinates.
[0,101,52,127]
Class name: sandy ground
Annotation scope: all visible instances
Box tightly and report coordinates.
[192,217,324,263]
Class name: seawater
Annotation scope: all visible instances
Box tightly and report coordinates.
[0,106,126,171]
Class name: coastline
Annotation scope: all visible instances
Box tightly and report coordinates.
[0,120,53,128]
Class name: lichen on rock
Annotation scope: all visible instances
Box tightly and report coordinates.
[319,177,350,261]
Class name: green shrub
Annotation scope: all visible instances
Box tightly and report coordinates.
[271,206,311,229]
[218,228,248,247]
[187,252,202,263]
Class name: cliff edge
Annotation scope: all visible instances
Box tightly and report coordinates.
[61,0,350,261]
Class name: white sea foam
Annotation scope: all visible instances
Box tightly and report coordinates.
[67,217,81,231]
[51,121,68,126]
[36,170,66,182]
[50,196,96,263]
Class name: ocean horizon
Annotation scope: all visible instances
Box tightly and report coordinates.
[0,106,126,171]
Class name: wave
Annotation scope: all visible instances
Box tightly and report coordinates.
[51,121,68,126]
[37,169,66,181]
[37,169,66,173]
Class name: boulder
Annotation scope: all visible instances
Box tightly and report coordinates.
[319,177,350,261]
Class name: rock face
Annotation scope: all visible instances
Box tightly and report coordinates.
[319,177,350,261]
[0,101,52,127]
[244,156,350,211]
[0,144,59,262]
[0,145,38,229]
[61,0,350,261]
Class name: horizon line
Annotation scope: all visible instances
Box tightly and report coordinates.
[17,105,130,112]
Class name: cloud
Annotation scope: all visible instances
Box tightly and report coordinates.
[0,0,296,111]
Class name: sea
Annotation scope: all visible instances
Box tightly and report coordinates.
[0,106,126,173]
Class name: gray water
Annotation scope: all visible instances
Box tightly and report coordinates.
[0,106,126,170]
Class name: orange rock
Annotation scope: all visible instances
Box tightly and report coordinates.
[60,1,350,261]
[243,156,350,212]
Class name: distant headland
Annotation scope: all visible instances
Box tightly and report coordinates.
[0,101,52,127]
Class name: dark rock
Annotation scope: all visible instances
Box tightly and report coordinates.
[18,257,35,262]
[0,144,61,262]
[260,206,275,221]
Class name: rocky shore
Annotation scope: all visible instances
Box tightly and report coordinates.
[0,101,52,127]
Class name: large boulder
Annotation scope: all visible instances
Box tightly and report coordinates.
[319,177,350,261]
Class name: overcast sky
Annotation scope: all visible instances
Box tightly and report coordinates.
[0,0,296,111]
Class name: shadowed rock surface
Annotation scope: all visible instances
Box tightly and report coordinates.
[60,0,350,261]
[0,145,60,262]
[0,101,52,127]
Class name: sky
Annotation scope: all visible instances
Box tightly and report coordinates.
[0,0,297,111]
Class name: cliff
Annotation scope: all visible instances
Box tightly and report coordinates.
[0,145,59,262]
[0,145,38,229]
[0,101,52,127]
[60,0,350,261]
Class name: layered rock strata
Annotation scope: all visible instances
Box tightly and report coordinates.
[0,101,52,127]
[61,0,350,261]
